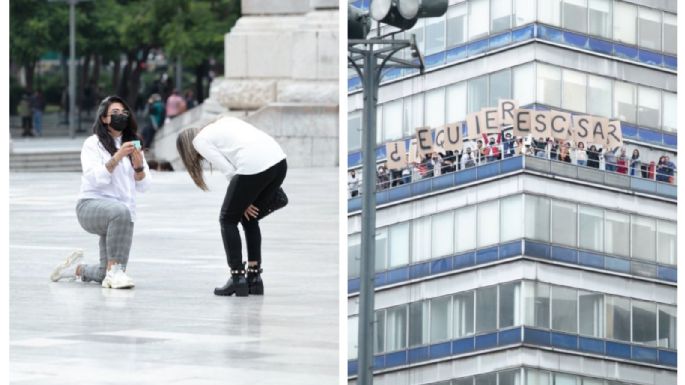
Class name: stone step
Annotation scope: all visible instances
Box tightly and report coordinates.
[10,151,82,172]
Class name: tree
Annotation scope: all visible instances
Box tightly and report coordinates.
[159,0,240,103]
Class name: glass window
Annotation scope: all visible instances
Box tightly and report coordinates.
[514,0,536,26]
[404,93,424,137]
[454,291,475,338]
[446,4,467,48]
[631,215,656,262]
[455,205,477,252]
[425,88,446,128]
[383,99,403,141]
[662,92,676,132]
[535,282,551,329]
[425,16,446,55]
[526,369,551,385]
[658,305,677,349]
[563,0,588,33]
[551,286,577,333]
[501,195,523,242]
[613,2,636,45]
[539,0,561,26]
[606,295,630,342]
[375,228,388,272]
[537,64,562,108]
[513,63,535,106]
[348,234,361,278]
[476,286,498,333]
[632,300,657,346]
[637,86,661,128]
[491,0,512,33]
[409,301,429,347]
[489,69,511,107]
[469,0,489,39]
[554,373,576,385]
[468,75,489,113]
[375,311,385,353]
[499,369,521,385]
[657,220,676,266]
[562,69,587,113]
[582,378,603,385]
[476,373,497,385]
[430,296,452,342]
[605,211,630,257]
[389,222,410,268]
[499,282,521,328]
[348,112,362,151]
[663,13,676,54]
[614,81,636,124]
[386,305,407,351]
[579,205,603,252]
[579,291,603,337]
[587,75,612,118]
[412,216,432,262]
[638,8,661,51]
[477,200,500,247]
[551,200,577,247]
[455,379,474,385]
[588,0,611,38]
[349,316,358,359]
[432,211,454,258]
[525,195,550,242]
[446,82,467,123]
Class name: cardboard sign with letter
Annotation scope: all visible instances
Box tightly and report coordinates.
[385,141,407,170]
[416,127,433,156]
[466,111,485,139]
[606,120,623,150]
[549,110,572,141]
[498,99,519,126]
[531,111,551,139]
[512,109,532,138]
[572,115,592,145]
[482,107,501,134]
[440,122,464,152]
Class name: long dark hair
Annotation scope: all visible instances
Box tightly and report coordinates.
[93,95,141,156]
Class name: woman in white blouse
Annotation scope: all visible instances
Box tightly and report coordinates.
[50,96,151,289]
[176,116,287,297]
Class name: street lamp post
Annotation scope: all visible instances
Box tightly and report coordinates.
[348,2,447,384]
[49,0,91,138]
[349,27,424,385]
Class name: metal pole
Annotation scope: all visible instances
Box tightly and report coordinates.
[68,0,76,138]
[357,45,377,385]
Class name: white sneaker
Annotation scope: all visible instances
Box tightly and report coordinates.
[50,250,84,282]
[101,264,135,289]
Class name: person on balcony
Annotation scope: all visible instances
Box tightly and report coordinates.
[575,142,587,167]
[629,149,642,177]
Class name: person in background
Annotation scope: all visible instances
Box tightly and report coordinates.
[502,133,515,158]
[431,152,443,177]
[475,140,486,164]
[348,170,360,197]
[587,145,601,169]
[604,146,618,172]
[402,160,412,184]
[533,137,546,158]
[376,165,390,191]
[615,148,628,174]
[30,90,46,137]
[18,93,33,137]
[390,167,403,187]
[559,142,572,163]
[141,93,165,149]
[485,137,500,162]
[575,142,587,166]
[629,149,642,177]
[165,89,187,122]
[442,150,456,174]
[184,89,197,110]
[461,147,477,169]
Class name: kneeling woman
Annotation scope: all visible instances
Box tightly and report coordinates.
[50,96,151,289]
[176,116,287,297]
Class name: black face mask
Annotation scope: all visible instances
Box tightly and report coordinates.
[109,114,129,131]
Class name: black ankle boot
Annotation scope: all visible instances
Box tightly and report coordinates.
[246,265,263,295]
[214,267,248,297]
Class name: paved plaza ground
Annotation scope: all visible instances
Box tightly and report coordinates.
[9,168,339,384]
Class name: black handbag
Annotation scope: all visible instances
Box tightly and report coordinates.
[257,187,288,219]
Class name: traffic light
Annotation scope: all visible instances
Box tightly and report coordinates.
[349,5,371,40]
[370,0,448,30]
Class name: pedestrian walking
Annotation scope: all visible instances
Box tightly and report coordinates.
[165,89,187,123]
[18,93,33,137]
[30,90,46,136]
[176,116,287,297]
[50,96,151,289]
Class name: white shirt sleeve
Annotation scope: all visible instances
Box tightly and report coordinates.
[81,138,112,188]
[192,135,237,180]
[135,152,152,192]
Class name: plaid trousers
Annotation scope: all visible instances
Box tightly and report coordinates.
[75,199,134,283]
